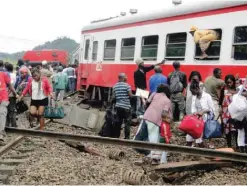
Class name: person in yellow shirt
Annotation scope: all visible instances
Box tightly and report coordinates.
[190,26,219,59]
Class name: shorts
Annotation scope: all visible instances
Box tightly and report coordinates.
[30,98,49,108]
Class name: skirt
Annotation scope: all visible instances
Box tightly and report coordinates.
[30,97,49,107]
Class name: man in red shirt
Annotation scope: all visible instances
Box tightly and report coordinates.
[0,60,18,145]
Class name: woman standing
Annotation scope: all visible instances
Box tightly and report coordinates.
[134,84,172,164]
[186,80,215,148]
[222,75,238,149]
[20,68,53,130]
[186,71,204,101]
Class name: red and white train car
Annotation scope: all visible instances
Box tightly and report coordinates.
[77,1,247,100]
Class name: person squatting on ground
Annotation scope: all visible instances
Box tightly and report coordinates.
[20,67,53,130]
[168,61,187,121]
[0,61,18,145]
[185,80,215,148]
[113,73,133,139]
[54,66,68,102]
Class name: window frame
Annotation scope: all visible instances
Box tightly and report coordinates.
[121,37,136,60]
[141,35,159,61]
[84,39,90,60]
[194,28,222,60]
[92,41,98,61]
[103,39,116,61]
[232,26,247,61]
[165,32,187,60]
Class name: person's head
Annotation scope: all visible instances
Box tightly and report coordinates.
[154,66,162,73]
[31,67,41,81]
[173,61,180,70]
[225,74,236,90]
[213,68,222,79]
[189,71,202,83]
[57,66,63,72]
[190,80,201,96]
[118,73,127,82]
[17,59,24,67]
[42,60,48,69]
[0,60,4,68]
[135,58,144,68]
[20,67,29,78]
[190,26,198,36]
[4,62,9,69]
[5,63,13,73]
[157,84,170,98]
[161,110,171,124]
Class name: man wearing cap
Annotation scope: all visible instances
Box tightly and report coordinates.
[134,58,165,117]
[113,73,133,139]
[190,26,219,59]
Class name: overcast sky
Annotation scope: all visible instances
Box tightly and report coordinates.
[0,0,198,53]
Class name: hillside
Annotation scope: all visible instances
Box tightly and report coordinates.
[0,36,79,62]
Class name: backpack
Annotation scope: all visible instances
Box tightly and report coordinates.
[170,71,183,93]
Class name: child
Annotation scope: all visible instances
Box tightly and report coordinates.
[160,110,172,163]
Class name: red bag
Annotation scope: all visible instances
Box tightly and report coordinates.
[178,115,204,139]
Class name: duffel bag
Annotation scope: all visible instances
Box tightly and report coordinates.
[203,113,222,139]
[179,115,204,139]
[44,101,64,119]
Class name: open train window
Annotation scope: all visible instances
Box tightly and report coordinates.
[84,39,90,60]
[194,29,222,60]
[121,38,135,60]
[92,41,98,61]
[165,32,187,60]
[141,35,158,60]
[233,26,247,60]
[104,39,116,60]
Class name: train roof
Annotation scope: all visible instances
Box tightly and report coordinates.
[81,1,247,32]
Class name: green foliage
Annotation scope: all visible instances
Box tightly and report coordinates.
[0,36,79,63]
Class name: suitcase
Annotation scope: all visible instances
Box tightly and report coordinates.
[179,115,204,139]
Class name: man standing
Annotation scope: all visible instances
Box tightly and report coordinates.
[204,68,225,120]
[113,73,133,139]
[134,58,165,117]
[0,61,18,145]
[65,65,76,92]
[168,61,187,121]
[40,60,53,85]
[149,66,167,94]
[54,66,68,102]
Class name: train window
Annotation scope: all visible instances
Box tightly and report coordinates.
[233,26,247,60]
[165,32,187,60]
[104,39,116,60]
[141,35,158,60]
[195,29,222,60]
[92,41,98,61]
[121,38,136,60]
[84,39,90,60]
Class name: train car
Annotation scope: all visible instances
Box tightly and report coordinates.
[77,1,247,102]
[23,50,69,66]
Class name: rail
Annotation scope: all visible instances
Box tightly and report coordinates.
[4,128,247,163]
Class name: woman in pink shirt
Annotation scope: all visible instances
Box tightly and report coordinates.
[134,84,172,164]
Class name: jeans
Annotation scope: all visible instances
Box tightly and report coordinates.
[115,107,131,139]
[171,92,185,120]
[136,97,145,117]
[0,101,9,140]
[6,97,17,127]
[68,78,76,92]
[55,89,65,102]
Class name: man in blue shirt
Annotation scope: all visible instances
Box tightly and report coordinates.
[149,66,167,94]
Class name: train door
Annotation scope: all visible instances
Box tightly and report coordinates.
[83,35,93,78]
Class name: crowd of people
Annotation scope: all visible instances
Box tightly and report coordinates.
[112,58,247,164]
[0,59,78,145]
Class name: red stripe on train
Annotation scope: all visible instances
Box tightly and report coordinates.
[81,5,247,34]
[77,63,247,90]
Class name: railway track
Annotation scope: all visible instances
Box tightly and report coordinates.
[0,91,80,184]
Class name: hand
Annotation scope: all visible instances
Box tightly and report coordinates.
[18,95,23,101]
[161,59,166,64]
[235,73,239,80]
[50,93,54,99]
[16,95,20,100]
